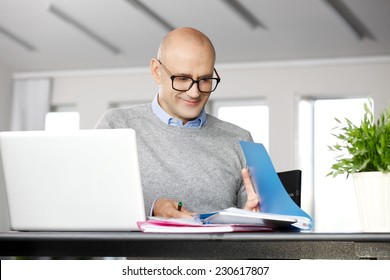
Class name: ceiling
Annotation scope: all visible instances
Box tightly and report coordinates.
[0,0,389,72]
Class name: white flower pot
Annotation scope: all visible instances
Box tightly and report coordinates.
[353,172,390,232]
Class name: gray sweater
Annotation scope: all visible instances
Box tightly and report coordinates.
[95,104,253,215]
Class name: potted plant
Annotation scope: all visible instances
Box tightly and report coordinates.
[328,100,390,232]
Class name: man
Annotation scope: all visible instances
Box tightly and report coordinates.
[96,27,258,218]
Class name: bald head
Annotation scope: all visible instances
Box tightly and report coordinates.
[150,27,218,125]
[157,27,216,64]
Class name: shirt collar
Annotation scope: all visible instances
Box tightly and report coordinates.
[151,94,207,128]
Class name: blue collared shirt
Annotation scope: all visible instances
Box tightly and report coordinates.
[151,95,207,128]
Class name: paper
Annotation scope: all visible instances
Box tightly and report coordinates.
[239,141,313,230]
[137,216,273,233]
[200,207,297,227]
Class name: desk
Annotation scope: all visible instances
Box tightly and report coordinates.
[1,232,390,259]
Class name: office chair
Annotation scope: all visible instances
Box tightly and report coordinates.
[277,169,302,207]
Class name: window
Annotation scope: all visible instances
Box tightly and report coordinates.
[211,100,269,151]
[298,98,368,232]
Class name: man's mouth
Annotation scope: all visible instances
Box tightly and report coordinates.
[180,98,201,106]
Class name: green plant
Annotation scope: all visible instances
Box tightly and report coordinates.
[328,100,390,177]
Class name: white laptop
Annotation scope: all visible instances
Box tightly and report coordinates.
[0,129,146,231]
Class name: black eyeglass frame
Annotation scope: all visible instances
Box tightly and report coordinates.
[158,60,221,93]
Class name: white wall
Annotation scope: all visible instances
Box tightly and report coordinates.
[0,63,12,231]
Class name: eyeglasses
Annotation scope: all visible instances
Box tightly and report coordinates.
[158,60,221,93]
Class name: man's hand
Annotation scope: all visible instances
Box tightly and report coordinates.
[153,198,193,218]
[242,168,260,212]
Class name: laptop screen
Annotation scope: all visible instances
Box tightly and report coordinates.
[0,129,145,231]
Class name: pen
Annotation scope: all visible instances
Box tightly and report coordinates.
[177,201,182,211]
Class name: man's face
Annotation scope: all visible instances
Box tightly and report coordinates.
[153,44,215,124]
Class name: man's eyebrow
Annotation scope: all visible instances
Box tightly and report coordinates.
[174,72,192,77]
[199,73,214,79]
[174,72,214,79]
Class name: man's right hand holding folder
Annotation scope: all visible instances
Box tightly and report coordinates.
[242,168,260,212]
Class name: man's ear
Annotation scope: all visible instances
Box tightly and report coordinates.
[150,58,161,84]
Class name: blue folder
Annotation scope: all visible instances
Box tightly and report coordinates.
[240,141,313,230]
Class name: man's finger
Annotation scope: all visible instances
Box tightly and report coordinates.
[242,168,256,197]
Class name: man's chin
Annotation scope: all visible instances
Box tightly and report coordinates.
[178,109,201,120]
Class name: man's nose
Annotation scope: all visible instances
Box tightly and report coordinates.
[186,82,201,98]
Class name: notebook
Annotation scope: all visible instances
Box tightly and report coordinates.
[0,129,146,231]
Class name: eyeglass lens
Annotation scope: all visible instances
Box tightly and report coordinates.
[172,77,218,93]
